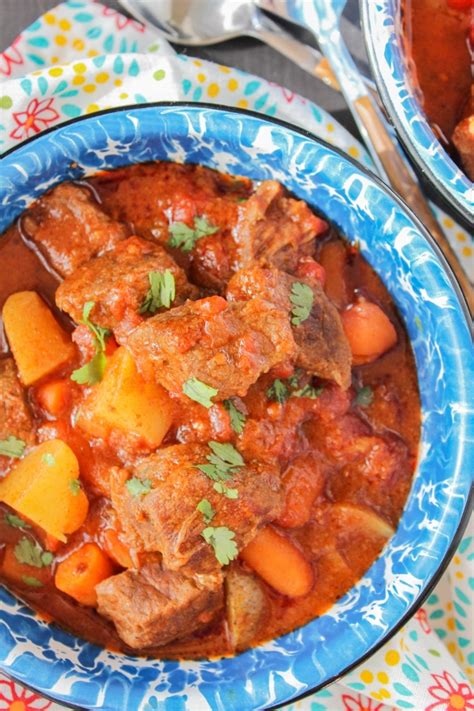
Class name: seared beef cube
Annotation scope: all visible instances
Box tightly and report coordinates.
[21,183,128,277]
[453,115,474,180]
[0,358,35,471]
[110,443,281,572]
[126,295,296,400]
[227,267,351,389]
[234,181,327,272]
[56,236,198,341]
[96,563,223,649]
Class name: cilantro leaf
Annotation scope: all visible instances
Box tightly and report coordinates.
[292,384,324,399]
[208,441,244,467]
[81,301,110,351]
[42,453,56,467]
[213,481,238,499]
[14,537,54,568]
[22,575,43,588]
[168,215,218,253]
[0,436,26,459]
[5,513,31,530]
[196,498,215,524]
[140,270,176,315]
[266,378,290,404]
[290,281,314,326]
[71,302,110,386]
[71,350,107,386]
[183,378,218,408]
[355,385,374,408]
[196,442,244,497]
[69,479,81,496]
[223,399,246,434]
[201,526,238,566]
[126,477,152,498]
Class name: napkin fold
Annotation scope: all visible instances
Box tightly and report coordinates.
[0,2,472,710]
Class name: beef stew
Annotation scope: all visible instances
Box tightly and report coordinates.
[0,162,420,658]
[403,0,473,178]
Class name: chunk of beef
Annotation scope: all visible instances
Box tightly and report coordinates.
[21,183,128,277]
[234,181,327,272]
[126,295,296,400]
[452,114,474,180]
[91,162,252,291]
[96,562,223,649]
[227,267,351,389]
[56,236,198,342]
[110,443,281,572]
[0,358,35,473]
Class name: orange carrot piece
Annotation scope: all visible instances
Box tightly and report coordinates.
[36,378,72,417]
[342,299,397,364]
[101,529,133,569]
[240,526,314,597]
[55,543,114,607]
[1,544,50,587]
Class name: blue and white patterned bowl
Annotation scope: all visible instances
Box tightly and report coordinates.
[0,104,472,711]
[360,0,473,227]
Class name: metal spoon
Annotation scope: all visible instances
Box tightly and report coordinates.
[117,0,340,89]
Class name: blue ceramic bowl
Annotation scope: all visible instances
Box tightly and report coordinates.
[360,0,473,227]
[0,104,472,711]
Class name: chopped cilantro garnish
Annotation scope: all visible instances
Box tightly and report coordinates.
[71,301,110,386]
[168,215,218,253]
[182,377,218,408]
[196,442,243,499]
[355,386,374,408]
[140,270,176,315]
[0,436,26,459]
[5,513,31,530]
[201,526,238,566]
[196,498,216,524]
[69,479,81,496]
[223,399,246,434]
[22,575,43,588]
[42,453,56,467]
[14,537,53,568]
[290,281,314,326]
[266,378,290,404]
[126,477,152,498]
[292,384,324,399]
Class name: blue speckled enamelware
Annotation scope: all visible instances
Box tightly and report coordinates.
[359,0,473,226]
[0,104,472,711]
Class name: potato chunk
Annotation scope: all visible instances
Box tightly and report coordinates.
[77,347,174,451]
[0,440,89,542]
[2,291,76,386]
[225,566,269,651]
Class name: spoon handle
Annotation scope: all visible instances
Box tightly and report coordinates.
[249,27,340,90]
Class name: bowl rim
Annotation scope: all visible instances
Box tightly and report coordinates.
[360,0,474,229]
[1,101,472,710]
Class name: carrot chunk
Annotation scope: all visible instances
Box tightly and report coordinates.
[2,291,76,386]
[240,526,314,597]
[55,543,114,607]
[342,299,397,364]
[101,529,134,569]
[36,378,72,417]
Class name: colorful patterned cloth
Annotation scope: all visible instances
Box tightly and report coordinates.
[0,3,472,710]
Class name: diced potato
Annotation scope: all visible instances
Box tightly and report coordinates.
[2,292,76,386]
[77,347,174,449]
[0,440,89,542]
[331,504,395,539]
[225,566,268,651]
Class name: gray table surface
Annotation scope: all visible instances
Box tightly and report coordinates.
[1,0,367,141]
